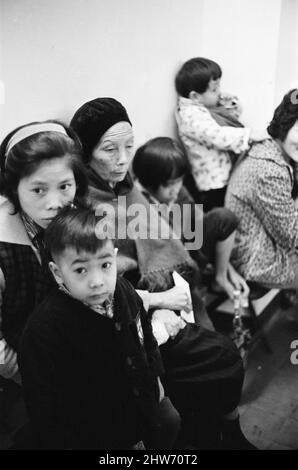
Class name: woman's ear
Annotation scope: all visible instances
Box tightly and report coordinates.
[49,261,64,286]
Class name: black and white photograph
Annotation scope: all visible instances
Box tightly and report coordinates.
[0,0,298,454]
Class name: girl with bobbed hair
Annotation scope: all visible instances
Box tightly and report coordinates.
[226,89,298,288]
[0,120,88,447]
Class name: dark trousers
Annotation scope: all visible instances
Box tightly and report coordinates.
[191,207,239,271]
[184,173,227,212]
[201,208,238,264]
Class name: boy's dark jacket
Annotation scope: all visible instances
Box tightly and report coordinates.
[18,276,164,449]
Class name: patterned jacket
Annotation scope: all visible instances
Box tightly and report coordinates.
[225,139,298,285]
[176,97,250,191]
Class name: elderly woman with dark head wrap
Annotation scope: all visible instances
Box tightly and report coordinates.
[71,98,198,296]
[70,98,256,449]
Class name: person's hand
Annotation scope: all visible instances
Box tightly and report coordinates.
[152,309,186,339]
[250,129,269,142]
[159,286,192,312]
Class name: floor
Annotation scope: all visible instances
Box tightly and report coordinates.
[238,303,298,450]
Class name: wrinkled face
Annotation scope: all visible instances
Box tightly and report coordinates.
[281,120,298,163]
[197,78,221,108]
[90,121,134,185]
[50,241,117,307]
[153,177,184,205]
[17,157,76,228]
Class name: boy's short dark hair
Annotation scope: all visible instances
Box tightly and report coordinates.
[133,137,188,191]
[45,205,115,260]
[267,89,298,142]
[175,57,222,98]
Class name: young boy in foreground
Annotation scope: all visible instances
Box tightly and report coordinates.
[18,206,180,449]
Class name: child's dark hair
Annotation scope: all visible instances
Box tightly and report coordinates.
[0,120,88,212]
[267,89,298,142]
[45,205,115,260]
[133,137,188,191]
[175,57,222,98]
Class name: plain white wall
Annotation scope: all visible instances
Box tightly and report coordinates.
[0,1,4,105]
[198,0,282,129]
[0,0,205,146]
[0,0,297,146]
[274,0,298,106]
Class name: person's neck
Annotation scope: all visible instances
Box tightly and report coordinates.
[144,184,173,208]
[188,92,207,108]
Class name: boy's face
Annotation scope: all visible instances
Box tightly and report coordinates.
[49,240,117,307]
[192,78,221,108]
[153,177,184,205]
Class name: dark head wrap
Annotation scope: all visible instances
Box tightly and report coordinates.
[70,97,131,162]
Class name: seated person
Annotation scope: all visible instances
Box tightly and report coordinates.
[18,206,180,450]
[175,57,267,211]
[69,97,257,449]
[0,120,89,448]
[132,136,249,300]
[226,89,298,289]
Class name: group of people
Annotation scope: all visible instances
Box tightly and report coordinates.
[175,57,298,290]
[0,55,297,451]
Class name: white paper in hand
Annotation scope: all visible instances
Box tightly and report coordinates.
[172,271,195,323]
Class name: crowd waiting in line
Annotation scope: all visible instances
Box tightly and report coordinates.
[1,56,298,450]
